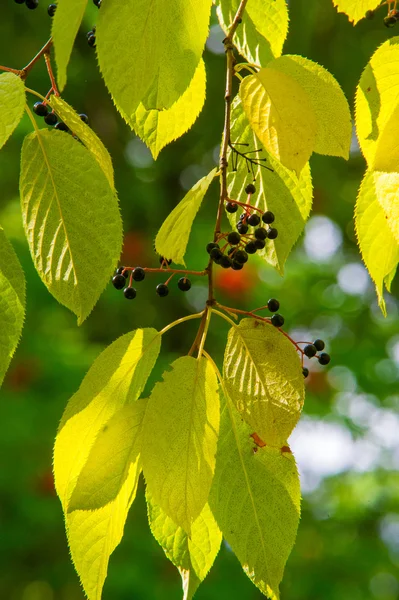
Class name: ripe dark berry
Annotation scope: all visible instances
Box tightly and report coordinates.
[88,34,96,47]
[247,213,261,227]
[237,222,249,234]
[226,202,238,213]
[206,242,219,254]
[112,274,126,290]
[156,283,169,297]
[15,0,25,4]
[124,287,137,300]
[44,112,58,126]
[384,15,396,27]
[245,241,257,254]
[86,28,96,38]
[93,0,101,6]
[304,344,317,358]
[234,250,248,264]
[79,113,89,124]
[302,367,309,378]
[48,3,57,16]
[159,256,172,265]
[262,211,275,224]
[313,339,325,351]
[132,267,145,282]
[267,228,278,239]
[239,213,247,221]
[25,0,39,8]
[254,227,268,241]
[220,255,233,269]
[365,9,374,19]
[227,231,241,245]
[267,298,280,312]
[245,183,256,194]
[116,266,126,275]
[318,353,331,365]
[33,102,49,117]
[210,247,223,261]
[271,314,284,327]
[178,277,191,291]
[55,121,69,131]
[254,239,265,250]
[231,261,243,270]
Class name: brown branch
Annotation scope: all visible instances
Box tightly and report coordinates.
[44,51,59,96]
[21,38,53,79]
[0,66,23,76]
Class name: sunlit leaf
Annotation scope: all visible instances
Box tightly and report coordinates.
[0,72,25,150]
[332,0,381,24]
[52,0,88,91]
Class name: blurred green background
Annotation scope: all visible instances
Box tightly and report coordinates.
[1,2,399,599]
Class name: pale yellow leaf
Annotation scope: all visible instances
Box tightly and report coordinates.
[332,0,381,24]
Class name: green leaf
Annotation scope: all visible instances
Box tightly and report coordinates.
[355,37,399,166]
[227,98,313,274]
[332,0,381,24]
[0,73,25,150]
[209,390,301,600]
[372,171,399,245]
[0,227,25,387]
[19,129,122,324]
[269,55,351,159]
[131,59,206,160]
[215,0,288,66]
[97,0,212,116]
[141,355,220,534]
[355,170,399,314]
[48,96,114,189]
[223,318,304,448]
[51,0,88,92]
[147,493,222,600]
[240,70,317,174]
[155,168,217,266]
[373,102,399,173]
[54,328,161,600]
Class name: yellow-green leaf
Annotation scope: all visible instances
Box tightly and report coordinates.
[269,55,351,159]
[209,391,301,600]
[223,318,304,448]
[141,355,220,534]
[355,37,399,166]
[19,129,122,324]
[227,97,313,274]
[240,70,317,174]
[52,0,88,91]
[97,0,212,116]
[355,170,399,314]
[147,493,222,600]
[131,59,206,159]
[0,227,25,387]
[373,171,399,244]
[332,0,381,24]
[373,102,399,173]
[0,72,25,150]
[155,168,217,266]
[215,0,288,66]
[48,95,114,189]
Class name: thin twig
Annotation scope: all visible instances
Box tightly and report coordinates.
[21,38,53,79]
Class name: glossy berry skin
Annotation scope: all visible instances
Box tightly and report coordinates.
[156,283,169,297]
[234,250,248,264]
[220,255,233,269]
[79,113,89,124]
[159,256,172,265]
[132,267,145,282]
[302,367,309,378]
[267,228,278,239]
[112,274,126,290]
[178,277,191,291]
[271,314,284,327]
[304,344,317,358]
[262,211,275,224]
[15,0,26,4]
[206,242,219,254]
[254,239,265,250]
[237,222,249,235]
[227,231,241,245]
[124,287,137,300]
[33,102,49,117]
[93,0,101,5]
[314,339,325,351]
[245,183,256,194]
[318,353,331,365]
[48,3,57,16]
[226,202,238,213]
[247,213,261,227]
[254,227,267,240]
[231,261,243,270]
[44,112,58,126]
[55,121,69,132]
[267,298,280,312]
[245,241,257,254]
[116,266,126,275]
[210,247,223,262]
[88,35,96,47]
[384,15,396,27]
[26,0,39,8]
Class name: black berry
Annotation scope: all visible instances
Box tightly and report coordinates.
[304,344,317,358]
[88,34,96,47]
[262,211,275,224]
[206,242,219,254]
[318,353,331,365]
[245,183,256,194]
[267,228,278,239]
[159,257,172,265]
[44,112,58,126]
[15,0,25,4]
[156,283,169,297]
[210,247,223,262]
[384,15,396,27]
[234,250,248,264]
[55,121,69,131]
[254,227,268,240]
[227,231,241,245]
[79,113,89,124]
[226,202,238,213]
[124,286,137,300]
[231,261,243,270]
[237,222,249,234]
[132,267,145,282]
[267,298,280,312]
[302,367,309,378]
[271,314,284,327]
[247,213,261,227]
[112,274,126,290]
[93,0,101,6]
[220,255,233,269]
[33,102,49,117]
[254,239,265,250]
[365,9,374,19]
[86,28,96,38]
[25,0,39,8]
[245,241,257,254]
[313,339,325,351]
[48,3,57,16]
[178,277,191,291]
[116,266,126,275]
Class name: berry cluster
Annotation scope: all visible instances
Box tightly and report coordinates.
[300,338,330,378]
[33,101,89,132]
[14,0,39,9]
[365,7,399,27]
